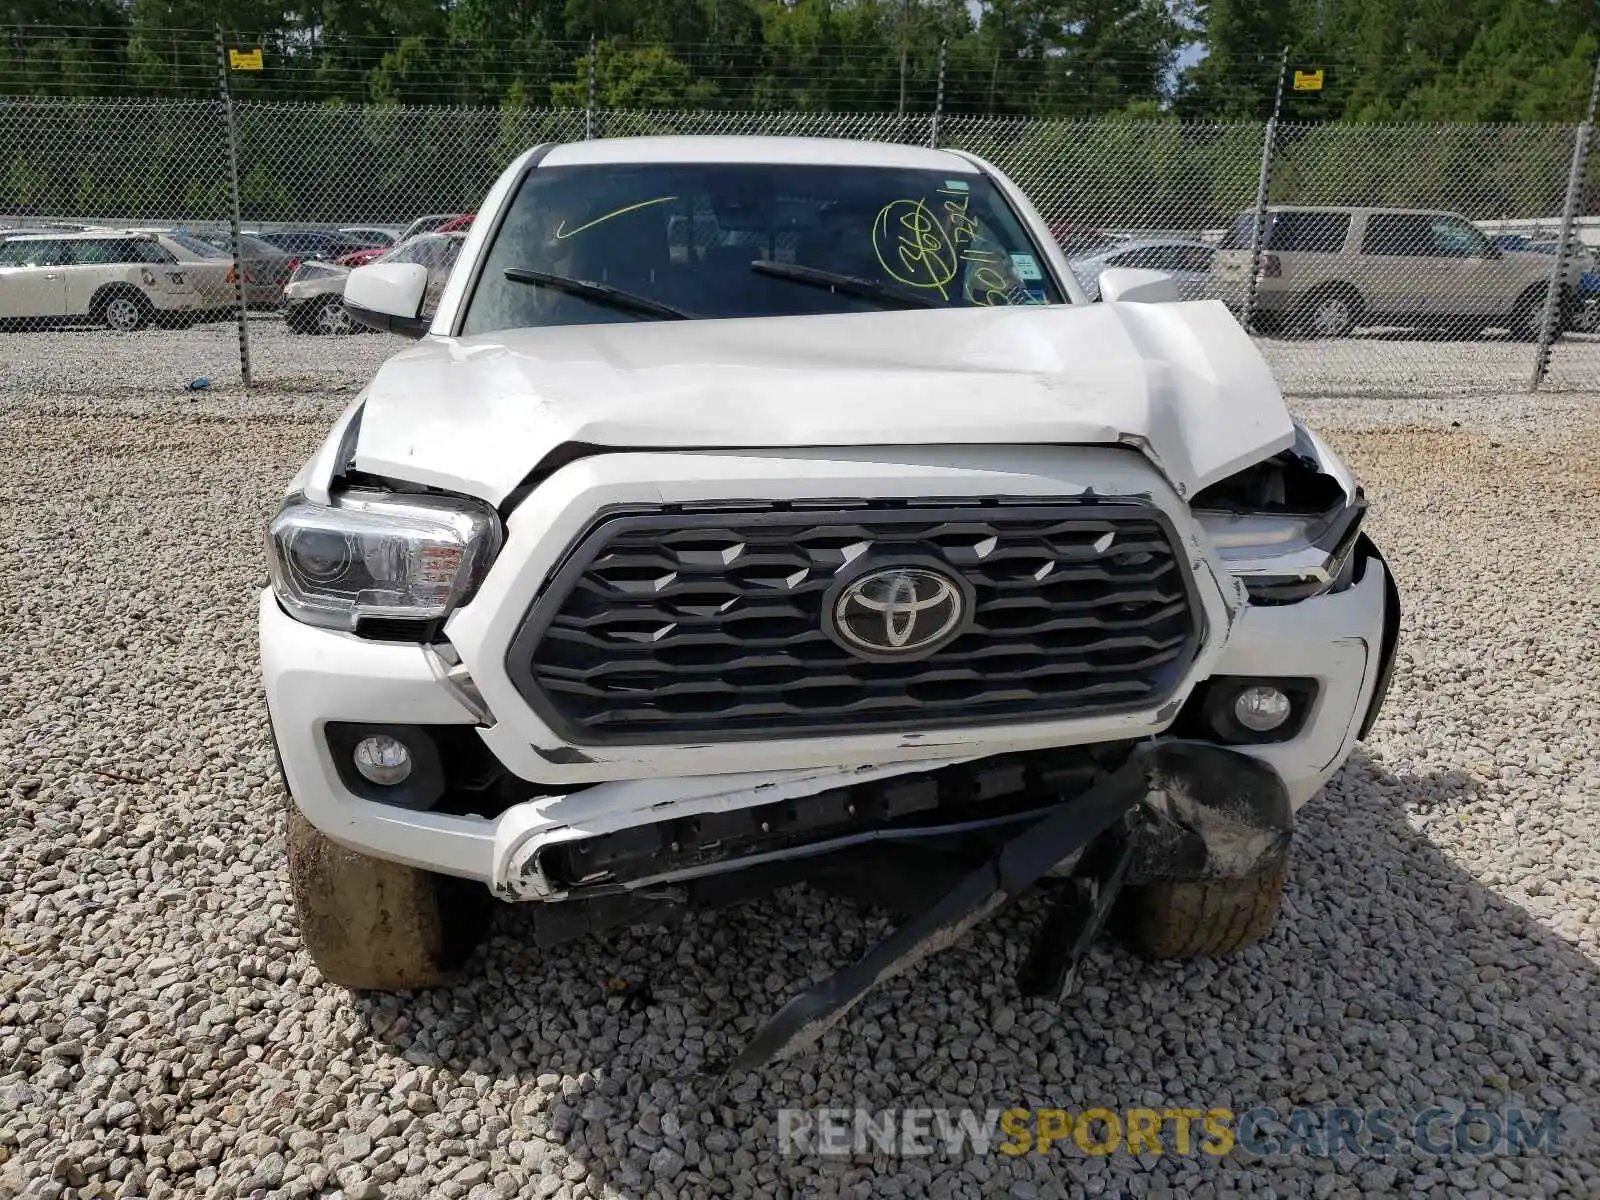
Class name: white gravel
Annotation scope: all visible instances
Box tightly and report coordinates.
[1,346,1598,1198]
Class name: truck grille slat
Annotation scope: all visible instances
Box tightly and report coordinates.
[506,502,1203,745]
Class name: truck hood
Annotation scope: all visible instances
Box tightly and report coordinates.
[353,299,1294,506]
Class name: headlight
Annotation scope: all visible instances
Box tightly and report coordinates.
[1195,504,1364,603]
[267,489,501,632]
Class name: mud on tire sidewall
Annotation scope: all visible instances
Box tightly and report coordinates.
[286,808,488,990]
[1114,860,1288,961]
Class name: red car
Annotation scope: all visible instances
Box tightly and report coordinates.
[338,216,475,268]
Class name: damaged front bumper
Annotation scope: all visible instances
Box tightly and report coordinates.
[260,539,1392,890]
[726,740,1293,1072]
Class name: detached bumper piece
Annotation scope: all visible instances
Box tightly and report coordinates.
[727,741,1292,1075]
[541,740,1138,892]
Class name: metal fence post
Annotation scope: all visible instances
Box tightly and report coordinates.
[1241,48,1289,336]
[1529,53,1600,391]
[930,39,946,148]
[586,35,597,141]
[214,29,252,389]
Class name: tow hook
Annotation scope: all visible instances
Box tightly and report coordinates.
[723,740,1292,1076]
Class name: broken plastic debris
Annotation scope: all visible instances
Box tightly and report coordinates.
[187,377,211,391]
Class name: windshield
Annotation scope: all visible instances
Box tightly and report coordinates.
[459,163,1063,335]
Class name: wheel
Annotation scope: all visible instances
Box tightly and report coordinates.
[97,288,152,332]
[1114,860,1287,960]
[1297,289,1358,338]
[286,808,490,990]
[313,294,355,335]
[1510,287,1549,342]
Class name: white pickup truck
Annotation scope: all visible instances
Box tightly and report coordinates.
[260,136,1399,1068]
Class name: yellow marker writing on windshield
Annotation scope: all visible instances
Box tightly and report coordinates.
[554,195,677,241]
[872,198,958,297]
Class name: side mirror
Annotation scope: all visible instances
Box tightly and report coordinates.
[1098,266,1179,305]
[344,262,430,338]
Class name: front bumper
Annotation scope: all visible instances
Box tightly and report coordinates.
[260,534,1393,898]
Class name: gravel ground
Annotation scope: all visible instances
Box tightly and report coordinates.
[1,367,1598,1199]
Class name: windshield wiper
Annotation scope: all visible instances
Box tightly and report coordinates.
[502,267,692,320]
[750,260,942,309]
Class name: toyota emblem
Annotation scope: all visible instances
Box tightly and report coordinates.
[828,566,968,660]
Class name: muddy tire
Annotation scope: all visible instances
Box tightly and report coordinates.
[286,808,490,990]
[1114,860,1287,960]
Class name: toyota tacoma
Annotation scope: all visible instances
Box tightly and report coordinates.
[260,136,1399,1068]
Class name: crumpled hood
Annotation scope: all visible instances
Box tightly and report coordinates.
[354,299,1294,505]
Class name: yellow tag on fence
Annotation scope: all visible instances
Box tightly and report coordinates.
[1293,69,1324,92]
[229,48,264,71]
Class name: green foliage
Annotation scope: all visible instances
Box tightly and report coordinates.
[1,0,1596,123]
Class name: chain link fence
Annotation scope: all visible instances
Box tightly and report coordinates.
[2,94,1598,398]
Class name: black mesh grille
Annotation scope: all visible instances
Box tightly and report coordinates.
[507,501,1201,745]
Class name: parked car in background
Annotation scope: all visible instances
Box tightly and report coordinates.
[1070,237,1215,302]
[1489,233,1600,332]
[339,226,399,246]
[283,231,465,334]
[1210,205,1581,339]
[137,231,237,319]
[0,230,204,330]
[341,219,473,268]
[1045,221,1115,257]
[185,230,296,307]
[248,229,381,263]
[339,242,404,269]
[395,213,474,243]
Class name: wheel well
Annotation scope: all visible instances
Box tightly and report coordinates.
[89,283,146,314]
[1302,281,1364,317]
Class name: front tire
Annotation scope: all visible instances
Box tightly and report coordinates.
[1115,860,1287,960]
[313,294,355,335]
[286,809,490,990]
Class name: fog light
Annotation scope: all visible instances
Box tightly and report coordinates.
[352,735,412,786]
[1234,685,1293,732]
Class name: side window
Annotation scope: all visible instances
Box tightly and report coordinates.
[122,239,173,264]
[65,240,120,265]
[1430,217,1487,259]
[0,240,63,266]
[1362,214,1432,257]
[1268,212,1350,253]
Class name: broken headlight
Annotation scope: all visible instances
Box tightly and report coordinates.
[267,489,501,632]
[1192,423,1365,604]
[1195,507,1363,603]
